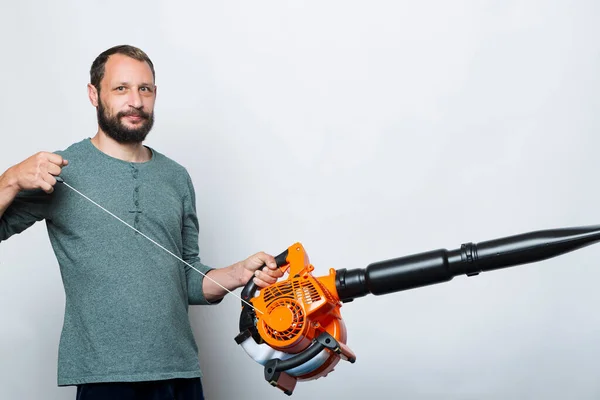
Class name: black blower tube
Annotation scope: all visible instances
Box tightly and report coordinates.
[335,225,600,302]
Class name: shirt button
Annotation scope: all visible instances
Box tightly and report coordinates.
[135,200,139,207]
[135,187,139,192]
[135,215,140,223]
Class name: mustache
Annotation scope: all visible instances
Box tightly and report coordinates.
[118,109,151,119]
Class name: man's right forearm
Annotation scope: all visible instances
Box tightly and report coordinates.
[0,168,20,219]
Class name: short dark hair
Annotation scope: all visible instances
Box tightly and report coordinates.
[90,45,155,91]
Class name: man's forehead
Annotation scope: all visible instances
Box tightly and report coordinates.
[104,54,154,82]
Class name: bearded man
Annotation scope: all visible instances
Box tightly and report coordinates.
[0,45,282,400]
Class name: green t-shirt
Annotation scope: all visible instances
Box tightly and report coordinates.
[0,138,216,386]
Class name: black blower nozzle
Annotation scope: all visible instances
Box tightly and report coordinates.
[336,225,600,302]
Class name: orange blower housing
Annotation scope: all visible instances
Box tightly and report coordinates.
[235,243,356,396]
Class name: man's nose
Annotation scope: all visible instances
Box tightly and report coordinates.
[128,90,143,109]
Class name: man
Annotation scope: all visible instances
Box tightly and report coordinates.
[0,45,282,400]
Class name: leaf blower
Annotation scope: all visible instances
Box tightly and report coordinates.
[234,224,600,395]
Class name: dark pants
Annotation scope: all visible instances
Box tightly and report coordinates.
[76,378,204,400]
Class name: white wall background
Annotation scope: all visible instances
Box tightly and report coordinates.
[1,1,599,399]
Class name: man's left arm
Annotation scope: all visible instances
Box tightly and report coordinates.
[181,174,282,305]
[202,252,282,302]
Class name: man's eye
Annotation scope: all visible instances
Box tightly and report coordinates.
[116,86,125,91]
[140,87,152,92]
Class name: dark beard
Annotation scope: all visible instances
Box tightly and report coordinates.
[97,99,154,144]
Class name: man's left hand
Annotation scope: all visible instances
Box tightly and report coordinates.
[240,251,284,288]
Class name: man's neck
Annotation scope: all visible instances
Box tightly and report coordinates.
[91,131,151,163]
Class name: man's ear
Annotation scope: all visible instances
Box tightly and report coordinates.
[87,83,99,107]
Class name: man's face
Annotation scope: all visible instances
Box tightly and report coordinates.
[95,54,156,144]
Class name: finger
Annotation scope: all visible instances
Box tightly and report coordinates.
[40,162,62,176]
[262,267,284,278]
[253,276,276,288]
[254,270,278,285]
[39,179,54,194]
[46,162,63,176]
[256,252,278,270]
[42,173,57,188]
[45,152,67,167]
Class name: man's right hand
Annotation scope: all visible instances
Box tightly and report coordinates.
[5,152,68,194]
